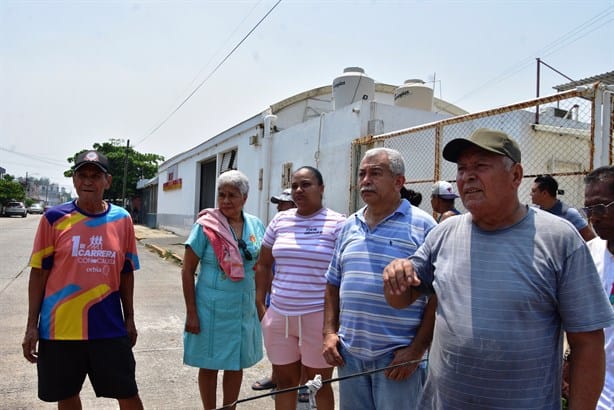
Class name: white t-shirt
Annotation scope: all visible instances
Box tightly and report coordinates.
[588,237,614,410]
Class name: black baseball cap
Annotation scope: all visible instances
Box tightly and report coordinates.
[73,150,110,173]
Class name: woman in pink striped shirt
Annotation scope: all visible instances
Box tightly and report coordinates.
[256,166,346,410]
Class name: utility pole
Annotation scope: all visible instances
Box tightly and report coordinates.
[122,139,130,208]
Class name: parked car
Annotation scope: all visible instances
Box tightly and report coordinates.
[28,203,44,214]
[4,201,27,217]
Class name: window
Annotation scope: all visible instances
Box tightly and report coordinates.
[220,149,237,173]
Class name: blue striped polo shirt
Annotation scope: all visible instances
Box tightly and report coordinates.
[326,199,436,360]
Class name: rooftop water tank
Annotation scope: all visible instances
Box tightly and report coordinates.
[394,79,433,111]
[332,67,375,110]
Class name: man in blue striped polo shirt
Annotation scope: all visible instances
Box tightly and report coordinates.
[323,147,437,410]
[383,128,614,409]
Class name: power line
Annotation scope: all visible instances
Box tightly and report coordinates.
[180,0,265,99]
[135,0,283,148]
[452,5,613,106]
[0,146,69,168]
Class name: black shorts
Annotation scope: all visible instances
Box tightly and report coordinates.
[37,337,139,402]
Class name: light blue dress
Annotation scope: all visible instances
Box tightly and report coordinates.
[183,212,264,370]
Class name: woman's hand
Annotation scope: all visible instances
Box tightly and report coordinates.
[185,311,200,334]
[256,303,267,322]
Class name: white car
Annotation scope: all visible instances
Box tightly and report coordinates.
[28,203,44,214]
[4,201,27,217]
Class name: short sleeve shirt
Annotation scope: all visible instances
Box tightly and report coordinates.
[411,208,614,408]
[262,207,345,315]
[326,200,436,359]
[29,201,139,340]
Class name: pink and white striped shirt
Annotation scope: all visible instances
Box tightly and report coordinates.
[262,207,345,315]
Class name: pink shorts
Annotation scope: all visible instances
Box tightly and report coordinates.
[261,308,329,369]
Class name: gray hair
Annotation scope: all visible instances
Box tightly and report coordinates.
[363,147,405,176]
[502,156,515,171]
[217,170,249,196]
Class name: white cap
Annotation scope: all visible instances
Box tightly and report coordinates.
[431,181,458,199]
[270,188,294,204]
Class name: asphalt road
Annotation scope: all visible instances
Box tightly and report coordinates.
[0,215,331,409]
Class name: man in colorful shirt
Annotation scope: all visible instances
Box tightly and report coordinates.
[22,150,143,409]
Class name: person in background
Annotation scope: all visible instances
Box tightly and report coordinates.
[400,186,422,207]
[323,148,437,410]
[383,128,614,409]
[532,175,596,400]
[251,189,294,393]
[256,166,345,410]
[270,188,296,213]
[583,166,614,410]
[531,174,595,241]
[182,170,264,410]
[22,150,144,409]
[430,180,461,222]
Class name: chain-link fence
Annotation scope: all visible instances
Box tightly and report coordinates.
[350,83,614,216]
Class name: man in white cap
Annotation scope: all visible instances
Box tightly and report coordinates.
[430,181,460,222]
[270,188,296,213]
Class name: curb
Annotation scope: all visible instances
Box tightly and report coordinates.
[142,242,183,264]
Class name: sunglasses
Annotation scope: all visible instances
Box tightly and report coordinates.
[237,238,253,261]
[582,200,614,218]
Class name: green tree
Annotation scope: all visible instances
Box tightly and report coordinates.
[0,174,26,205]
[65,139,164,203]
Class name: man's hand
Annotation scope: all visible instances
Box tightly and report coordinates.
[185,311,200,334]
[382,258,421,296]
[125,317,138,347]
[385,345,421,381]
[22,327,39,363]
[322,333,344,367]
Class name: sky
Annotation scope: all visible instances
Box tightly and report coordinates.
[1,0,613,192]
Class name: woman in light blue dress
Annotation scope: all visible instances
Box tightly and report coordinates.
[181,170,264,409]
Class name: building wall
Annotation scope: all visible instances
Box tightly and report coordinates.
[155,98,454,236]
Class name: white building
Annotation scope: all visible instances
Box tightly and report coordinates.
[155,67,467,236]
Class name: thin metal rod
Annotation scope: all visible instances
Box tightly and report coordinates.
[214,358,428,409]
